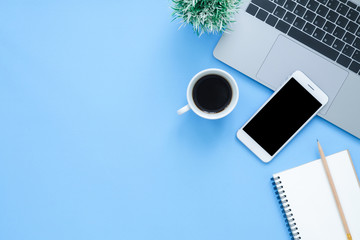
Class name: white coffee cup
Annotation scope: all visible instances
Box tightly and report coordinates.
[177,68,239,119]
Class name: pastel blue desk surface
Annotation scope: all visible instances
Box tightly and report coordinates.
[1,1,359,240]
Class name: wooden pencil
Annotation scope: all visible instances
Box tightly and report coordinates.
[317,140,352,240]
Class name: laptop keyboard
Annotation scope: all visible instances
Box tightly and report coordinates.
[246,0,360,74]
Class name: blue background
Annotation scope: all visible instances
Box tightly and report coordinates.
[0,1,359,239]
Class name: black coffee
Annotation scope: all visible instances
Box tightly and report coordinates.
[192,74,232,113]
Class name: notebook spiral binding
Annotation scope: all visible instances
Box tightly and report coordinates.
[271,176,302,240]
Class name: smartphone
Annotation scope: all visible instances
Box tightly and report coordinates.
[237,71,328,163]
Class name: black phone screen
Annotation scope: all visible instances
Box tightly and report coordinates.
[243,78,322,156]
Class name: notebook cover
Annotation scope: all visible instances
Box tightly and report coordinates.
[271,150,360,240]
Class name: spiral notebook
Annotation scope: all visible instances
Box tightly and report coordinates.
[271,150,360,240]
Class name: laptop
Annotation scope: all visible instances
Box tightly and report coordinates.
[214,0,360,138]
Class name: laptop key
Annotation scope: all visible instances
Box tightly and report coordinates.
[274,6,287,18]
[247,4,260,15]
[349,61,360,73]
[304,10,316,22]
[304,22,316,34]
[343,32,355,44]
[346,21,358,33]
[346,0,356,9]
[327,0,339,10]
[356,27,360,37]
[284,12,296,24]
[353,37,360,49]
[256,9,269,21]
[326,10,339,22]
[346,8,359,21]
[336,3,349,15]
[294,5,307,16]
[313,28,326,40]
[284,0,297,11]
[294,17,306,28]
[288,27,339,60]
[297,0,309,6]
[333,39,346,51]
[274,0,286,6]
[323,33,336,45]
[334,26,346,38]
[275,19,291,33]
[323,21,336,33]
[307,0,319,11]
[316,0,328,4]
[314,16,326,27]
[266,14,279,26]
[337,54,352,67]
[353,50,360,61]
[252,0,277,12]
[342,44,355,56]
[336,15,349,27]
[316,5,329,17]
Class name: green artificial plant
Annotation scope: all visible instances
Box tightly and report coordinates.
[172,0,241,35]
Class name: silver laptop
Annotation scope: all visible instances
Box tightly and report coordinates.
[214,0,360,138]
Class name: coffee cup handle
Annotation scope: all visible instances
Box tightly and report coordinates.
[177,105,190,115]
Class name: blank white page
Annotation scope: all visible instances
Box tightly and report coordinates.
[273,150,360,240]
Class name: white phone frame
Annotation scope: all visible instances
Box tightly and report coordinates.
[237,70,329,163]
